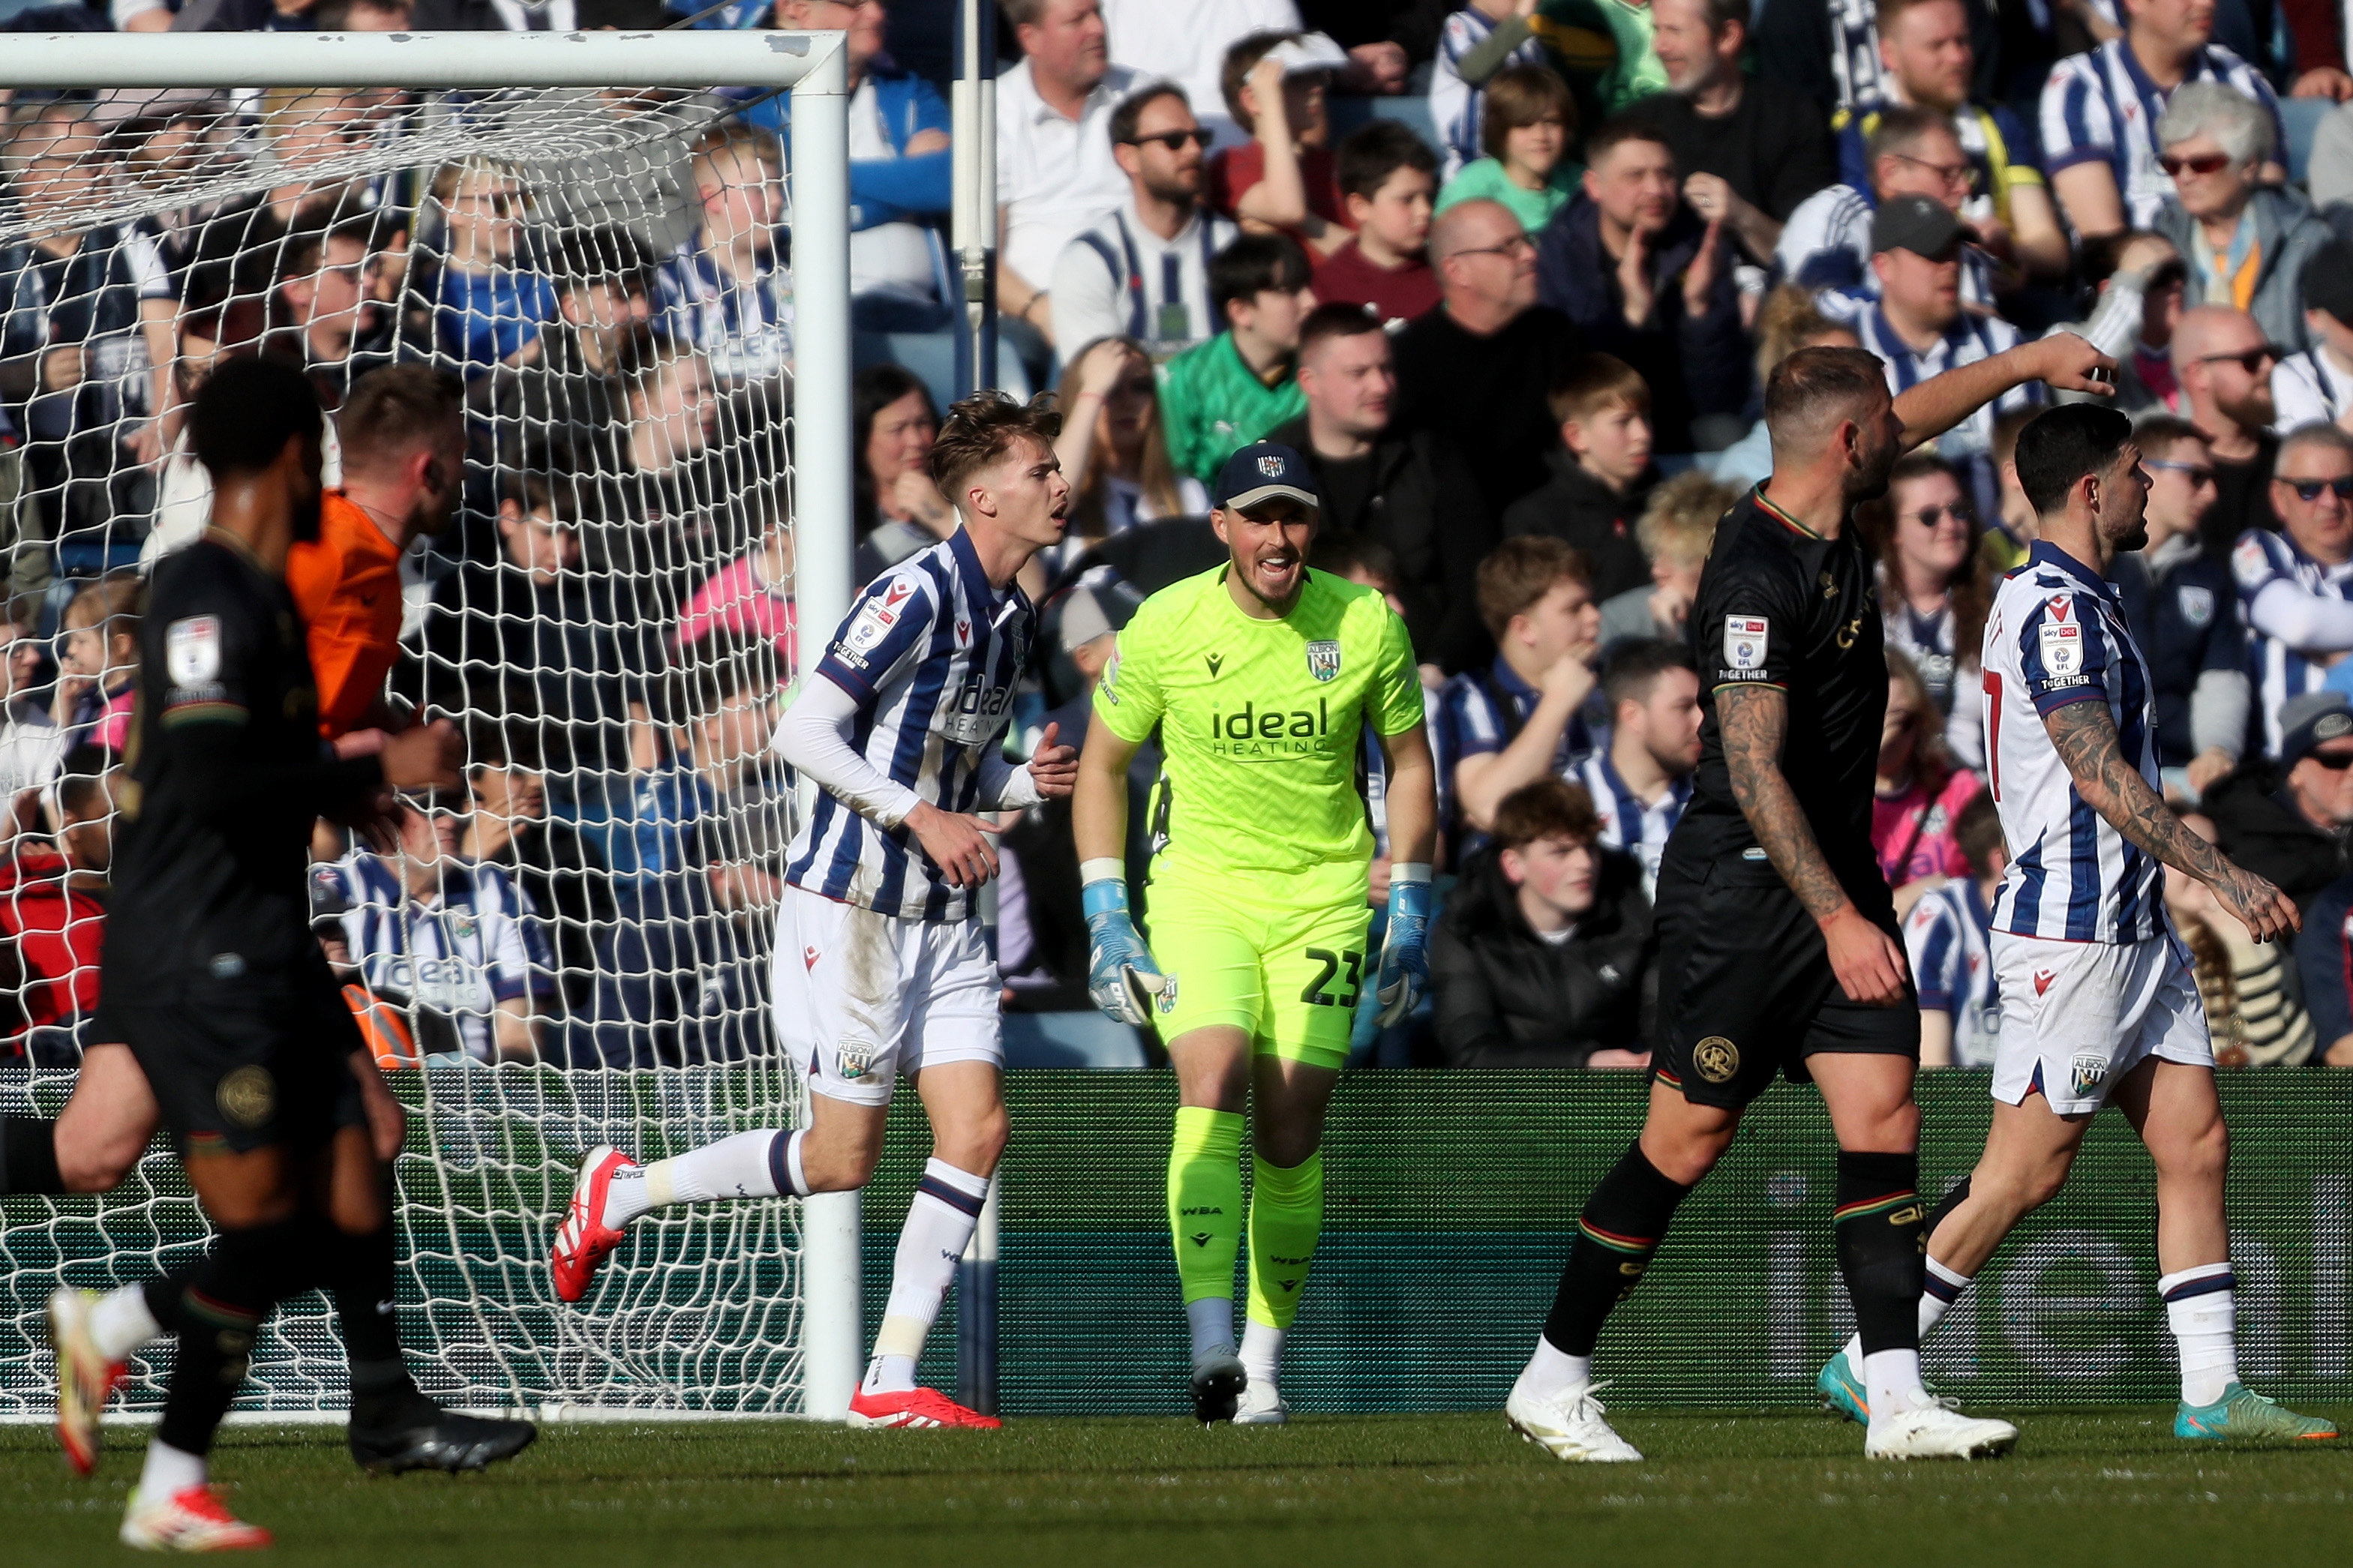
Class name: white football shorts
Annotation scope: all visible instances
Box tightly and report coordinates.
[773,883,1002,1107]
[1988,928,2212,1115]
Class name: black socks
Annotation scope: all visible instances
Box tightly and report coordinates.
[1542,1144,1691,1357]
[1834,1150,1926,1356]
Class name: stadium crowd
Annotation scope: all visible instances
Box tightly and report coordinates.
[5,0,2353,1073]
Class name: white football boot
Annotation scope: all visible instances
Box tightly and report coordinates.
[1865,1402,2018,1460]
[1232,1379,1289,1426]
[1505,1378,1643,1462]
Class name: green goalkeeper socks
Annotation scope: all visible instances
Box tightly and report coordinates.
[1246,1150,1323,1332]
[1169,1108,1245,1315]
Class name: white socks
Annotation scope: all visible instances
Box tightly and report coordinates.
[861,1159,989,1396]
[2160,1263,2237,1407]
[137,1439,205,1501]
[1187,1296,1235,1359]
[1240,1318,1283,1393]
[605,1130,809,1229]
[1863,1348,1928,1417]
[92,1284,163,1363]
[1519,1336,1592,1401]
[1841,1257,1974,1369]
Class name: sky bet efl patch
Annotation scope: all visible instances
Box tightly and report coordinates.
[166,615,222,684]
[1722,615,1768,672]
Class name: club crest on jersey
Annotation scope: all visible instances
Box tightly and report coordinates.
[2177,585,2215,628]
[2070,1051,2108,1099]
[2037,598,2084,677]
[2231,535,2270,590]
[1723,616,1768,672]
[1305,639,1342,682]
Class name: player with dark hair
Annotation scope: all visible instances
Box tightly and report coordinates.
[550,393,1079,1431]
[1817,403,2335,1445]
[1504,333,2117,1464]
[88,358,528,1550]
[1070,440,1437,1425]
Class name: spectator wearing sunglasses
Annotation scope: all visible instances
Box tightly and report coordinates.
[2173,304,2281,554]
[1779,106,1998,316]
[2204,691,2353,933]
[2112,415,2249,803]
[2150,85,2332,358]
[2229,423,2353,754]
[1052,84,1236,358]
[2271,241,2353,432]
[2038,0,2283,241]
[1859,452,1985,718]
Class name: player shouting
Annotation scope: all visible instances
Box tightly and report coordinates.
[1072,442,1438,1425]
[1817,406,2336,1444]
[1505,339,2115,1465]
[550,393,1077,1430]
[96,358,529,1550]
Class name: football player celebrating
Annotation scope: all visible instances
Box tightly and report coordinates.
[1071,442,1438,1425]
[1817,405,2336,1444]
[550,393,1077,1430]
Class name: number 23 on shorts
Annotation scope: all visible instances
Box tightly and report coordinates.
[1299,948,1363,1009]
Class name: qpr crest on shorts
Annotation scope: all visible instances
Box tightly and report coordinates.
[1306,639,1342,682]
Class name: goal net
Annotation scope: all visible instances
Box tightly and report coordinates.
[0,31,854,1418]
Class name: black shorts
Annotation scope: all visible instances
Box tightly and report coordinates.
[117,965,368,1156]
[1650,853,1919,1109]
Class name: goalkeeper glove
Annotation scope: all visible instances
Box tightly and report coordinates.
[1372,863,1432,1027]
[1081,860,1172,1027]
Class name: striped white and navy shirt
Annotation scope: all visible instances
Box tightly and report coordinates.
[2231,526,2353,755]
[1847,303,2039,462]
[2039,40,2283,231]
[1904,877,2000,1067]
[1430,9,1548,178]
[786,531,1034,923]
[326,855,549,1063]
[1984,541,2166,944]
[1781,184,1999,313]
[1052,200,1235,359]
[1571,751,1690,898]
[2272,349,2353,432]
[655,229,794,384]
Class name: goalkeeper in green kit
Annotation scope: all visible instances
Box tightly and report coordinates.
[1072,442,1438,1425]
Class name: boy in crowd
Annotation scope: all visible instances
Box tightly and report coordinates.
[1502,354,1658,604]
[1159,235,1318,481]
[1900,790,2004,1069]
[1208,31,1346,244]
[657,125,794,387]
[1442,536,1601,838]
[2273,241,2353,431]
[1310,122,1442,328]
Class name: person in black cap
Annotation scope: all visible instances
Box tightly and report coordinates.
[2271,239,2353,431]
[1502,330,2114,1466]
[2202,689,2353,924]
[1844,193,2042,492]
[1071,439,1437,1427]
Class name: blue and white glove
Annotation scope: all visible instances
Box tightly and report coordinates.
[1081,860,1172,1027]
[1372,863,1432,1027]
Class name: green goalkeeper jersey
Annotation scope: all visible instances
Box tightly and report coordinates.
[1094,565,1423,880]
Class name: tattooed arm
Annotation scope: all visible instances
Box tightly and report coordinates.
[2043,699,2301,941]
[1717,683,1911,1004]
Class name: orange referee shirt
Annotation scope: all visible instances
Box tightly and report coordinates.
[287,491,404,739]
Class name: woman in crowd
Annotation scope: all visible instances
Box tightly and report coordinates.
[850,364,956,582]
[1874,648,1982,916]
[2154,82,2331,354]
[1043,337,1208,584]
[1862,452,1990,719]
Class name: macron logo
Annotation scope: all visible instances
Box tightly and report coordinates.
[803,946,821,970]
[2033,968,2057,997]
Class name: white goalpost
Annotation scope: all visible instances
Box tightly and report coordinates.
[0,29,861,1420]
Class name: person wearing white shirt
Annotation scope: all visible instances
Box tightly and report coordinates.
[1052,86,1237,358]
[998,0,1141,344]
[2271,239,2353,434]
[1099,0,1401,148]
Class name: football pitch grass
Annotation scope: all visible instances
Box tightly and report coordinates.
[2,1408,2346,1566]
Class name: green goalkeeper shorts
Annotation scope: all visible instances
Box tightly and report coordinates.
[1142,858,1373,1069]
